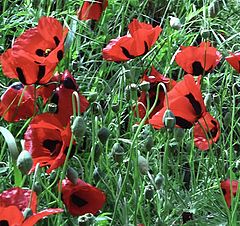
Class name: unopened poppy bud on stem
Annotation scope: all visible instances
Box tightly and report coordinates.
[163,109,176,129]
[111,103,119,113]
[71,116,86,140]
[112,143,124,163]
[33,181,42,195]
[204,93,212,109]
[144,184,154,200]
[78,213,94,226]
[138,155,149,175]
[169,16,182,30]
[201,29,210,39]
[98,127,110,144]
[23,207,33,219]
[47,103,58,113]
[139,81,150,92]
[66,167,79,185]
[17,150,33,175]
[224,112,231,127]
[155,173,164,189]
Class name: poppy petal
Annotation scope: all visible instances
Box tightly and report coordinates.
[226,52,240,73]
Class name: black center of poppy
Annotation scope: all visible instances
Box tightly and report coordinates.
[11,83,24,90]
[16,67,27,85]
[0,220,9,226]
[185,93,202,117]
[192,61,204,76]
[63,77,77,90]
[71,194,88,207]
[43,139,63,156]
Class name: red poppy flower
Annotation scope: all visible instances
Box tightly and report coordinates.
[0,187,37,213]
[102,19,162,62]
[0,205,63,226]
[225,52,240,73]
[193,112,220,151]
[149,74,206,129]
[78,0,108,21]
[61,178,106,216]
[137,66,176,119]
[0,82,36,122]
[24,113,73,174]
[0,17,68,85]
[48,70,89,126]
[175,42,221,76]
[220,179,239,208]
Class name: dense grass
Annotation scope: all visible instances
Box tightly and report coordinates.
[0,0,240,225]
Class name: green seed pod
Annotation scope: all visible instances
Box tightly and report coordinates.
[17,150,33,175]
[224,112,231,127]
[112,143,124,163]
[163,109,176,129]
[201,29,210,39]
[98,127,110,144]
[33,181,42,195]
[138,155,149,175]
[144,135,154,151]
[23,207,33,219]
[47,103,58,113]
[71,116,86,140]
[174,128,185,142]
[139,81,150,92]
[204,93,212,109]
[155,173,164,189]
[144,184,154,200]
[169,16,182,30]
[66,167,78,185]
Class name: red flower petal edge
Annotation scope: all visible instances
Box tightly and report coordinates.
[225,52,240,73]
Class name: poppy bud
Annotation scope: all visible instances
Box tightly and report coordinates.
[111,103,119,113]
[91,102,101,116]
[155,173,164,189]
[33,181,42,195]
[23,207,33,219]
[174,128,185,142]
[144,135,154,151]
[17,150,33,175]
[94,143,102,162]
[163,109,176,129]
[208,0,220,18]
[93,167,102,183]
[98,127,110,144]
[78,213,94,226]
[204,93,212,109]
[201,29,210,39]
[47,103,58,113]
[169,16,182,30]
[213,93,220,105]
[138,155,149,175]
[112,143,124,163]
[88,92,98,103]
[224,112,231,127]
[71,116,86,140]
[139,81,150,92]
[144,184,154,200]
[66,167,79,185]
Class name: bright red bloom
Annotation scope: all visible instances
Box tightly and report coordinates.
[0,187,37,213]
[78,0,108,21]
[0,205,63,226]
[226,52,240,73]
[149,74,206,129]
[102,19,162,62]
[137,66,176,119]
[24,113,73,174]
[194,112,220,151]
[220,179,239,208]
[48,70,89,126]
[0,82,36,122]
[175,42,221,76]
[0,17,68,85]
[61,178,106,216]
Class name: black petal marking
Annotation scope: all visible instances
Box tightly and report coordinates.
[57,50,63,61]
[43,139,62,156]
[11,83,24,90]
[71,194,88,207]
[63,77,77,90]
[121,46,135,59]
[34,61,41,64]
[175,116,193,129]
[36,49,45,57]
[0,220,9,226]
[221,188,226,196]
[16,67,26,84]
[38,65,46,81]
[185,93,202,116]
[54,36,60,46]
[50,92,59,113]
[143,41,149,55]
[192,61,204,76]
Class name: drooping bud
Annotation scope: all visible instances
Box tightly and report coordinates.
[204,93,212,109]
[17,150,33,175]
[224,112,231,127]
[169,16,182,30]
[144,135,154,152]
[93,167,102,183]
[163,109,176,129]
[144,184,154,200]
[94,143,102,162]
[88,92,98,103]
[47,103,58,113]
[201,29,210,39]
[33,181,42,195]
[208,0,221,18]
[139,81,150,92]
[98,127,110,144]
[174,128,185,142]
[23,208,33,219]
[78,213,94,226]
[71,116,86,140]
[138,155,149,175]
[155,173,164,189]
[66,167,79,185]
[111,103,119,113]
[112,143,124,163]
